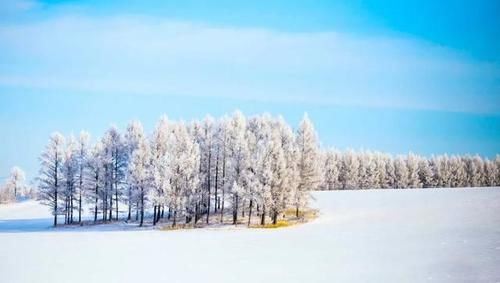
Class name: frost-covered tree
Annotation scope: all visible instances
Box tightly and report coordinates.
[246,114,273,225]
[62,135,78,224]
[384,155,396,188]
[150,116,170,225]
[215,116,231,223]
[9,166,26,199]
[358,151,378,189]
[464,155,484,187]
[226,111,249,224]
[295,113,320,216]
[0,183,14,203]
[374,152,388,189]
[449,156,466,188]
[0,166,26,203]
[322,150,340,190]
[496,155,500,186]
[267,120,288,224]
[102,126,127,221]
[76,131,90,223]
[128,132,151,227]
[124,120,145,221]
[418,158,434,188]
[38,132,65,226]
[166,123,200,227]
[86,142,104,222]
[191,116,216,224]
[277,116,299,207]
[339,150,359,190]
[406,153,422,188]
[436,155,452,187]
[484,159,498,187]
[394,156,409,188]
[201,116,215,223]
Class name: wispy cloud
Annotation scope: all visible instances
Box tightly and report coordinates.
[0,15,498,113]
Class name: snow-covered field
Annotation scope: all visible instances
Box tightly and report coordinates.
[1,188,499,283]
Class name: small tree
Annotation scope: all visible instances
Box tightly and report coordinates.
[9,166,26,200]
[295,113,320,216]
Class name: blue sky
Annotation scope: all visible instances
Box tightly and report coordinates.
[0,0,499,180]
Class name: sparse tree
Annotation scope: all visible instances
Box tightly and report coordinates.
[38,132,65,226]
[295,113,320,216]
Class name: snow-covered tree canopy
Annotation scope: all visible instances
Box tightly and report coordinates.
[36,112,321,227]
[35,112,499,227]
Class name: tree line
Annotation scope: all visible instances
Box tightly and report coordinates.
[319,150,500,190]
[37,112,321,227]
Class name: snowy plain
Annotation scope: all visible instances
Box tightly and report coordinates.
[1,188,499,283]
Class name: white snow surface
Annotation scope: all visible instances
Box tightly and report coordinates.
[1,188,499,283]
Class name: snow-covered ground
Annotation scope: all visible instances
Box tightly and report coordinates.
[1,188,499,283]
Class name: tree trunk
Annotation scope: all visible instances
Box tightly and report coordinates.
[206,148,212,222]
[206,183,211,224]
[172,210,177,227]
[161,206,164,218]
[272,210,278,225]
[109,195,113,221]
[54,188,58,227]
[115,154,119,221]
[70,192,73,224]
[247,200,253,227]
[54,157,59,227]
[241,199,245,218]
[153,206,157,226]
[220,189,225,223]
[296,206,299,218]
[156,205,161,223]
[103,197,106,222]
[139,188,144,227]
[78,191,82,223]
[115,188,118,221]
[94,182,98,223]
[94,197,98,223]
[103,188,107,222]
[79,165,83,223]
[261,205,266,225]
[135,201,139,221]
[65,197,69,224]
[127,186,132,221]
[232,194,238,225]
[220,152,226,223]
[214,152,219,213]
[194,203,199,224]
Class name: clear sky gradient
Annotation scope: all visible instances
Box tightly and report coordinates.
[0,0,499,180]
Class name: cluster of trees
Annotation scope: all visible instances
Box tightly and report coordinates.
[320,150,500,190]
[37,112,321,227]
[0,166,35,203]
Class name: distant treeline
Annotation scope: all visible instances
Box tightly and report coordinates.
[319,150,499,190]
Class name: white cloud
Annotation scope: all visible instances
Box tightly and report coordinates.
[0,15,498,113]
